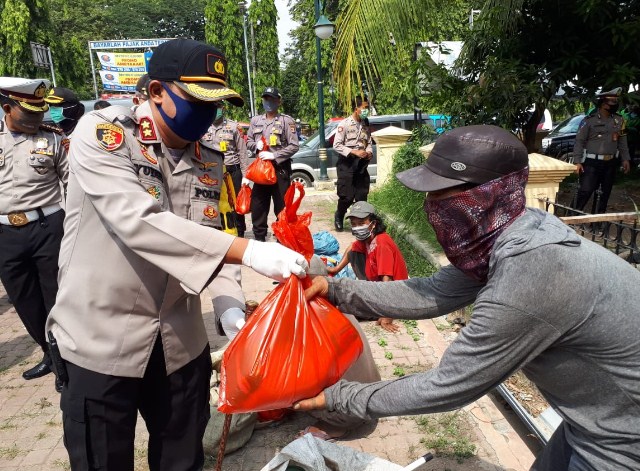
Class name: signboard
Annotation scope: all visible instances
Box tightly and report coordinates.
[99,70,145,92]
[30,42,51,68]
[97,52,147,72]
[89,39,171,49]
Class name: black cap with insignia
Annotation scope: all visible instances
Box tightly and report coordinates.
[148,39,243,107]
[262,87,281,99]
[45,87,80,106]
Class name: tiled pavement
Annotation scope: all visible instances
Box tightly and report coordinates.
[0,190,539,470]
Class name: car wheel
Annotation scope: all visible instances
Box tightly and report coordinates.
[558,152,575,164]
[291,171,313,188]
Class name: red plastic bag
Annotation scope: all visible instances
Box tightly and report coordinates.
[245,158,276,185]
[218,183,363,414]
[236,184,251,215]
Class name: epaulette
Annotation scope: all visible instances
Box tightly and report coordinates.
[39,123,64,135]
[280,114,295,124]
[198,138,223,154]
[93,105,134,126]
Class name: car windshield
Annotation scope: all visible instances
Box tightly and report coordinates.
[550,114,584,136]
[302,122,338,148]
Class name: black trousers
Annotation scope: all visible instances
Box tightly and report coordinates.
[227,164,246,236]
[61,338,212,471]
[336,156,371,216]
[250,160,292,241]
[574,159,617,214]
[0,209,64,362]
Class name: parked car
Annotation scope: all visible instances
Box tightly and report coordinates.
[541,113,585,163]
[290,113,450,187]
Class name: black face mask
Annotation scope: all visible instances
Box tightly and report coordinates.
[607,103,620,113]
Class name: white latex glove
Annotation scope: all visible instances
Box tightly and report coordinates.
[241,177,252,186]
[242,239,308,282]
[256,138,264,151]
[258,151,275,161]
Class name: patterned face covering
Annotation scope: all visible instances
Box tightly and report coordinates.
[423,167,529,282]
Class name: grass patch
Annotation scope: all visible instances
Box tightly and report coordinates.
[384,351,393,360]
[0,444,25,459]
[393,366,405,377]
[52,459,71,470]
[415,412,477,463]
[36,397,53,409]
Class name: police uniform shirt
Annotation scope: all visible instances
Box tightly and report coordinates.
[333,115,373,158]
[203,118,248,174]
[574,112,631,164]
[0,119,69,214]
[46,101,237,377]
[246,113,299,163]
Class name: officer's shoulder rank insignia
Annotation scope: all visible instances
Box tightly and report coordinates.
[198,173,218,186]
[203,205,218,219]
[96,123,124,152]
[139,117,157,141]
[140,145,157,165]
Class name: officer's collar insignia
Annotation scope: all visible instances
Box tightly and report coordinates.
[139,117,157,141]
[140,145,157,165]
[203,205,218,220]
[192,159,218,170]
[146,185,161,200]
[198,173,218,186]
[96,123,124,152]
[195,141,202,160]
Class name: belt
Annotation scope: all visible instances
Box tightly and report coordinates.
[586,153,615,161]
[0,203,62,226]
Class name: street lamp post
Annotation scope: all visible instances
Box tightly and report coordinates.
[239,1,255,117]
[314,0,334,182]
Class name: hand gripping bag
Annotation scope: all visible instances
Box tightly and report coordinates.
[218,183,363,413]
[236,184,251,215]
[246,136,277,185]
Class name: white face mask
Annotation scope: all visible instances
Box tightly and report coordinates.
[351,222,373,241]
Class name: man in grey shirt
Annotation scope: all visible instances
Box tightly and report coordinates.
[296,125,640,471]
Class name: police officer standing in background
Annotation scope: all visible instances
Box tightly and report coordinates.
[333,95,372,231]
[44,87,85,136]
[246,87,299,241]
[205,103,249,236]
[45,39,307,470]
[573,87,631,214]
[0,78,68,384]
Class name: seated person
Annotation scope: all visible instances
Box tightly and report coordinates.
[328,201,408,333]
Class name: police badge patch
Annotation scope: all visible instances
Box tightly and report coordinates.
[198,173,218,186]
[146,185,162,200]
[203,205,218,219]
[95,123,124,152]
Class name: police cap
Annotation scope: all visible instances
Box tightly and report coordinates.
[148,39,243,107]
[0,77,50,112]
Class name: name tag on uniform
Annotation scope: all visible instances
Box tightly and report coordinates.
[220,141,227,152]
[270,135,277,146]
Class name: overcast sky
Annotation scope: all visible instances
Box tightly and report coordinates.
[247,0,299,58]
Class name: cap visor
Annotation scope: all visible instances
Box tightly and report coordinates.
[44,96,64,105]
[17,101,48,112]
[396,164,466,192]
[174,81,244,107]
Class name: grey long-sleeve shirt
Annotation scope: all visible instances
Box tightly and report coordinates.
[324,208,640,470]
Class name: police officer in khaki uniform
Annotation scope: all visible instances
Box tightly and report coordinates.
[574,87,631,213]
[246,87,299,241]
[204,105,249,236]
[45,39,308,470]
[333,95,372,231]
[0,77,68,384]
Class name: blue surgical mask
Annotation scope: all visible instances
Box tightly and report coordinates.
[50,107,65,124]
[156,83,219,142]
[262,99,278,113]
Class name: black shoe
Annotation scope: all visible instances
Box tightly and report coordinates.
[237,231,245,238]
[334,212,344,232]
[22,362,52,380]
[55,377,63,393]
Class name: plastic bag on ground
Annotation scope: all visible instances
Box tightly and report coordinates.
[218,183,363,413]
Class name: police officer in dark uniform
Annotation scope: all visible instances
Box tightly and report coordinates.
[573,87,631,213]
[0,77,68,383]
[333,95,372,231]
[44,86,85,135]
[246,87,299,241]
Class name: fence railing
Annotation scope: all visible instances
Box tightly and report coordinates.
[539,197,640,264]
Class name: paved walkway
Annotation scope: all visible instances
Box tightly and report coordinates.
[0,190,538,470]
